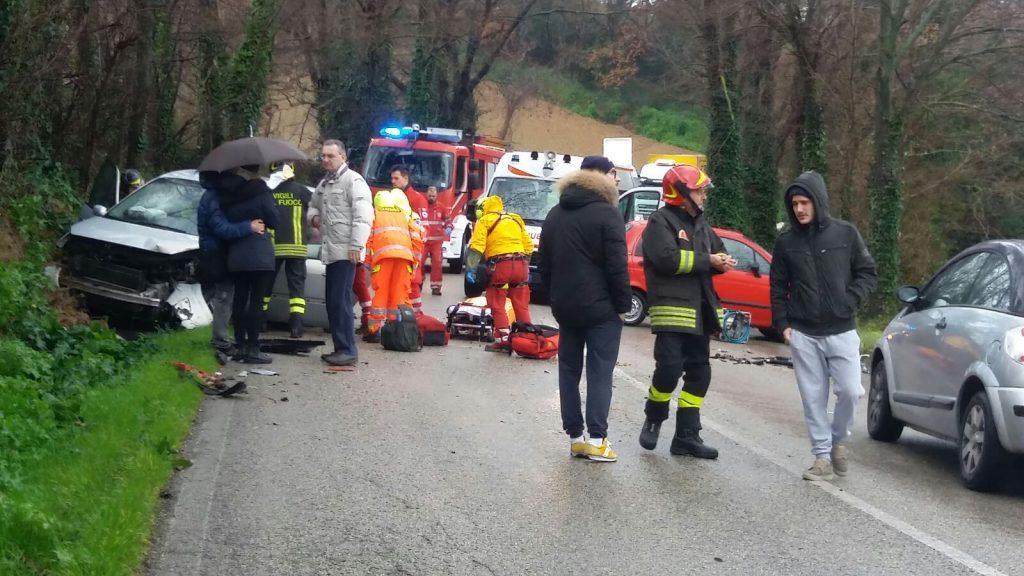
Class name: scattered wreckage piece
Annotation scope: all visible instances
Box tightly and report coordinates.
[173,361,247,397]
[711,350,793,368]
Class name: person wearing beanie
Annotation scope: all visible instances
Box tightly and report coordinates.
[770,170,877,481]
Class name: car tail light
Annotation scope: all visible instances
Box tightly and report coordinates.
[1006,327,1024,365]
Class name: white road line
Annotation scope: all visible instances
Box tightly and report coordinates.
[613,367,1008,576]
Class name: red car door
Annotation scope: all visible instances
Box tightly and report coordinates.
[713,233,772,329]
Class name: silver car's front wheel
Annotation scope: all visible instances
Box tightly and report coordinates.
[959,391,1007,492]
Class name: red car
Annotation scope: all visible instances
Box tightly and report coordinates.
[624,219,778,338]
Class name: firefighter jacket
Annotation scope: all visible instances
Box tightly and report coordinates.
[271,178,312,258]
[642,205,726,336]
[366,190,424,266]
[469,195,533,260]
[421,201,451,243]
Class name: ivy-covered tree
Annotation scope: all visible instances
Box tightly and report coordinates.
[225,0,278,139]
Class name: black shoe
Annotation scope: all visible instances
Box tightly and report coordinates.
[241,344,272,364]
[639,418,662,450]
[670,429,719,459]
[323,352,357,366]
[288,313,304,339]
[431,287,442,296]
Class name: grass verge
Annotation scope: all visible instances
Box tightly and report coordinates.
[857,317,890,355]
[0,328,211,575]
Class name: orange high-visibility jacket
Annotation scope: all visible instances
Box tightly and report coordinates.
[366,207,423,266]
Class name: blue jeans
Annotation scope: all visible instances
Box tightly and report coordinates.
[326,260,357,356]
[558,319,623,439]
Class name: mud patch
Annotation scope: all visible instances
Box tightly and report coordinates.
[0,214,25,263]
[49,285,92,326]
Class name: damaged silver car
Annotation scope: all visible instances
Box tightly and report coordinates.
[59,161,327,328]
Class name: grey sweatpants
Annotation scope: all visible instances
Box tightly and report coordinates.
[789,329,864,457]
[203,280,235,351]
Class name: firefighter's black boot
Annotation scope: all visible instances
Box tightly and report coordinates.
[670,408,718,459]
[288,313,304,339]
[639,419,663,450]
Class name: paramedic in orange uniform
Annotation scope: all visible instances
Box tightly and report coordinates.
[363,189,424,342]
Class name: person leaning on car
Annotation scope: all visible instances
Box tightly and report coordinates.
[769,170,877,482]
[197,171,265,361]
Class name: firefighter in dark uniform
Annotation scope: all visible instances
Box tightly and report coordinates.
[265,162,312,338]
[638,164,736,459]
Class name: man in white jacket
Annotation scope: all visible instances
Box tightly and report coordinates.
[310,139,374,366]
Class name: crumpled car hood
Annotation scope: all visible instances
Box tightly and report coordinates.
[69,216,198,255]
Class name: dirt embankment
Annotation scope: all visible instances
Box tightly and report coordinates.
[262,80,690,167]
[474,81,691,168]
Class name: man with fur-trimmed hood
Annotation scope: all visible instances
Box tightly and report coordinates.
[538,155,632,462]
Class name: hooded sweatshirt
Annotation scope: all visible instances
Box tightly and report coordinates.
[769,171,878,336]
[468,195,533,259]
[538,170,631,327]
[219,173,280,272]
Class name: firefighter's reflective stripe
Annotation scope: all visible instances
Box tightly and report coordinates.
[649,305,697,329]
[648,386,673,403]
[716,308,725,324]
[289,297,305,314]
[262,295,271,311]
[678,390,704,408]
[274,203,307,257]
[675,249,696,274]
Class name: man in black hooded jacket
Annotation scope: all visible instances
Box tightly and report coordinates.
[770,170,877,481]
[538,155,631,462]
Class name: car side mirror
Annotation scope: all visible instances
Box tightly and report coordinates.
[897,286,920,304]
[466,199,477,222]
[469,159,482,171]
[92,205,108,217]
[468,173,481,191]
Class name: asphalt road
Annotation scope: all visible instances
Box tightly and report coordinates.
[145,273,1024,576]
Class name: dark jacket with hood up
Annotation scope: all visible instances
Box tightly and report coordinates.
[538,169,631,328]
[770,171,877,336]
[217,172,280,273]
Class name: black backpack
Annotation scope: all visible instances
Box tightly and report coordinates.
[381,305,423,352]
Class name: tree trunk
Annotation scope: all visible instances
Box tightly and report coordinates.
[125,0,154,167]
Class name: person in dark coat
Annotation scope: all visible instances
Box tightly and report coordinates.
[218,165,280,363]
[197,170,265,361]
[538,155,631,462]
[638,164,735,460]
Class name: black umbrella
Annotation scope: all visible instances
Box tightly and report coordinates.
[198,137,308,172]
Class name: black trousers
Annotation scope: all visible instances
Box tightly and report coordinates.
[645,332,711,422]
[232,271,275,347]
[274,257,307,314]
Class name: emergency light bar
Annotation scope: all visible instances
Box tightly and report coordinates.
[378,125,464,144]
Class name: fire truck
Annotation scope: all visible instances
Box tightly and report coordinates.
[362,125,505,272]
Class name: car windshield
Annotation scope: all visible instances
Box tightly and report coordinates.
[487,177,559,224]
[363,146,454,191]
[105,177,203,235]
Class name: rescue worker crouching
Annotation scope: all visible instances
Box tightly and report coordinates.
[363,189,423,343]
[465,195,533,352]
[263,162,312,338]
[638,164,736,459]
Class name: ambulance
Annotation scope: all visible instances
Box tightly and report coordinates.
[464,149,639,298]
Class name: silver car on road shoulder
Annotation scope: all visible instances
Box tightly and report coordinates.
[867,239,1024,491]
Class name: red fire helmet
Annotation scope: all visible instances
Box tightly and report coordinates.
[662,164,712,207]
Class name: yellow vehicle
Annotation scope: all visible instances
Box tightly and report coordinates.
[645,153,707,171]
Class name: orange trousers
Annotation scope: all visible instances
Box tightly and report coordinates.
[485,257,531,340]
[368,258,412,334]
[425,240,444,289]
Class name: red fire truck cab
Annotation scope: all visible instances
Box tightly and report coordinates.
[362,125,505,272]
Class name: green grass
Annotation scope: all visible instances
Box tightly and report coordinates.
[857,317,890,355]
[0,328,210,575]
[487,61,708,152]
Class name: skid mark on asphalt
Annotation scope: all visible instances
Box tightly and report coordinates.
[612,366,1008,576]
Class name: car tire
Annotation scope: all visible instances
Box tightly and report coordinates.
[959,390,1007,492]
[867,360,904,442]
[623,290,647,326]
[464,274,482,298]
[759,328,785,342]
[448,257,463,274]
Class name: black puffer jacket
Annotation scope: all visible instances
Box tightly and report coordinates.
[538,170,631,328]
[643,204,726,335]
[219,173,280,273]
[770,171,877,336]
